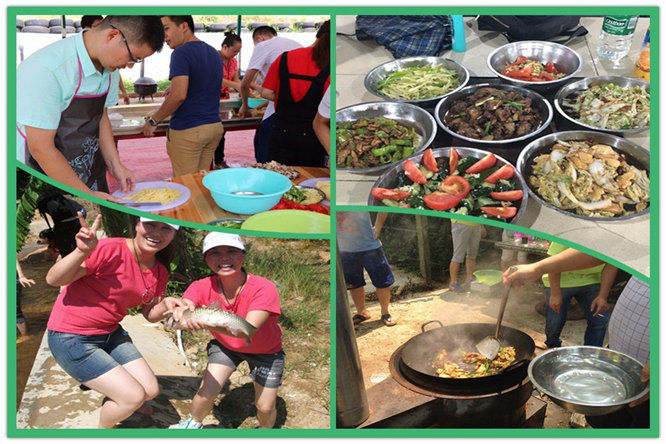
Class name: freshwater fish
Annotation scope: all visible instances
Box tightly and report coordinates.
[165,306,258,344]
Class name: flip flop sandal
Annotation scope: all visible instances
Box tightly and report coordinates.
[381,314,397,327]
[352,313,370,325]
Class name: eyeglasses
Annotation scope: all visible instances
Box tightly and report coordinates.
[110,24,143,63]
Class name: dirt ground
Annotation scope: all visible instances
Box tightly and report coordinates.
[350,264,602,429]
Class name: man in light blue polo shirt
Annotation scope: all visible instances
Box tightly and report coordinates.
[17,16,164,200]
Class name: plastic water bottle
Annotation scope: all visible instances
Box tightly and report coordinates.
[451,15,466,52]
[597,15,639,62]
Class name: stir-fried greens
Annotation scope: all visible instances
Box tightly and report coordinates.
[444,87,542,141]
[434,346,517,378]
[337,117,420,168]
[371,148,523,221]
[377,65,460,100]
[501,56,566,82]
[562,82,650,130]
[529,140,650,217]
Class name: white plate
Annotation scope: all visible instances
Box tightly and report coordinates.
[113,181,191,212]
[298,177,330,206]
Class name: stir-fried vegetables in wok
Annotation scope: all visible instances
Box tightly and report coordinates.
[337,117,420,168]
[529,140,650,217]
[501,56,566,82]
[434,346,517,378]
[561,82,650,130]
[377,65,460,100]
[371,148,523,221]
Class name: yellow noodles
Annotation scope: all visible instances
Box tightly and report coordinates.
[126,187,182,204]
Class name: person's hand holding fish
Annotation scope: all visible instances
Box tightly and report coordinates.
[163,297,196,318]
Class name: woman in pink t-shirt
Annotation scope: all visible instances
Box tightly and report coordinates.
[169,232,283,430]
[219,31,242,99]
[214,31,242,168]
[46,214,194,428]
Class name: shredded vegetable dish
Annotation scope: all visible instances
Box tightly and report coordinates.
[501,56,566,82]
[529,140,650,217]
[561,83,650,130]
[377,65,460,100]
[337,117,420,168]
[434,346,516,378]
[371,148,523,221]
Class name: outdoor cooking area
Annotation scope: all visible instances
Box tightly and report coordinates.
[336,211,649,430]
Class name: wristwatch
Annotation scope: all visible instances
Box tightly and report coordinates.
[147,116,159,126]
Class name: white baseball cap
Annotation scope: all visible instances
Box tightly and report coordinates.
[202,232,245,254]
[140,217,179,230]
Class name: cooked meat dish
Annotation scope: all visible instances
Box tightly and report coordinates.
[444,87,542,141]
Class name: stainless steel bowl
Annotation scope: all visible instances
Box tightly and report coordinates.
[528,346,649,416]
[336,101,437,174]
[434,83,553,145]
[516,130,650,222]
[554,76,650,133]
[364,56,470,106]
[368,146,529,224]
[487,40,583,94]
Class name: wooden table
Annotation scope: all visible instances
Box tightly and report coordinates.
[110,99,262,140]
[154,167,330,224]
[494,240,550,257]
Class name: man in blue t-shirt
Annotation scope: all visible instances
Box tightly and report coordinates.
[142,15,223,177]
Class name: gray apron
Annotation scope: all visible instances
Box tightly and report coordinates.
[21,58,111,192]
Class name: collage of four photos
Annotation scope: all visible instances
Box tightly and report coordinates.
[8,7,657,438]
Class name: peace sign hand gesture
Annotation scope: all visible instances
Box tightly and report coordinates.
[75,212,102,255]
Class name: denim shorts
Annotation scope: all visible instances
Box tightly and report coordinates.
[47,327,142,383]
[340,247,395,289]
[207,340,285,389]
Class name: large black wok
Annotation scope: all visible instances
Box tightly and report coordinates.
[399,321,535,392]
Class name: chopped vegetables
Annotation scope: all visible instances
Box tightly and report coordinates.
[371,148,522,221]
[501,56,567,82]
[434,346,517,378]
[337,117,420,168]
[528,140,650,217]
[377,65,460,100]
[561,82,650,130]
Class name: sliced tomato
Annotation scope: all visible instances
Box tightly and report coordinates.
[544,62,558,74]
[485,164,515,184]
[449,148,459,173]
[423,192,464,211]
[422,148,438,173]
[490,190,524,201]
[439,175,471,198]
[481,206,518,218]
[465,153,497,174]
[372,187,412,201]
[403,159,427,184]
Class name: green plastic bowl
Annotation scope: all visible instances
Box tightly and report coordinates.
[241,210,330,234]
[473,269,504,286]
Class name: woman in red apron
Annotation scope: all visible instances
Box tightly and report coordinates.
[215,32,242,168]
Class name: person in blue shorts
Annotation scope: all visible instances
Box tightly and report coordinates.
[142,15,223,177]
[337,212,396,327]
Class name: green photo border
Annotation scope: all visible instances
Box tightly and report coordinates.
[7,5,658,438]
